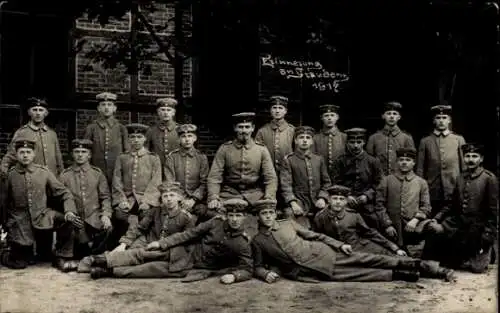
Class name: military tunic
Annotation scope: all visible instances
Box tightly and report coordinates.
[4,163,76,257]
[255,120,295,169]
[312,127,347,179]
[145,121,180,168]
[84,117,129,184]
[366,126,415,175]
[1,122,64,175]
[314,208,399,255]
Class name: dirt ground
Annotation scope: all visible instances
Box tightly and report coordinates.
[0,264,497,313]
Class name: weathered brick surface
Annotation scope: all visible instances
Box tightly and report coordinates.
[76,14,131,32]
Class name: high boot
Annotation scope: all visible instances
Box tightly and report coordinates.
[90,267,113,279]
[419,260,456,282]
[392,269,420,282]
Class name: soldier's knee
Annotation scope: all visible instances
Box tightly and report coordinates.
[114,210,130,222]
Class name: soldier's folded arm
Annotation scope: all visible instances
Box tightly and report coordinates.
[261,146,278,198]
[207,145,226,201]
[415,180,431,220]
[279,157,297,204]
[251,240,271,280]
[47,170,77,215]
[158,218,215,250]
[293,220,344,250]
[231,242,254,282]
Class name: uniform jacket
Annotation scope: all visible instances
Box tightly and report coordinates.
[59,163,112,230]
[366,126,415,175]
[314,208,399,253]
[1,122,63,175]
[252,219,344,280]
[280,150,331,213]
[207,139,278,204]
[416,130,465,202]
[145,121,180,168]
[5,163,77,245]
[164,148,209,201]
[255,120,295,169]
[312,127,347,176]
[84,117,129,183]
[158,217,253,282]
[120,207,196,273]
[112,148,162,208]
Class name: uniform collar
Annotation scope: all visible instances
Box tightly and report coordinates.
[161,207,182,217]
[131,147,148,157]
[321,127,339,135]
[71,163,92,172]
[394,170,416,181]
[96,117,117,128]
[270,119,288,131]
[464,167,484,179]
[233,139,255,150]
[180,148,195,157]
[15,163,36,173]
[294,149,312,159]
[27,121,48,132]
[382,125,401,136]
[158,121,176,131]
[347,149,366,160]
[433,129,451,137]
[328,208,345,220]
[223,221,245,237]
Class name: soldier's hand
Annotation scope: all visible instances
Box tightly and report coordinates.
[113,243,127,252]
[340,244,353,255]
[405,218,419,233]
[315,198,327,209]
[396,249,407,257]
[347,196,358,207]
[138,203,150,212]
[181,198,196,211]
[119,201,130,210]
[385,226,398,239]
[290,201,304,216]
[65,212,84,229]
[208,199,221,209]
[265,271,280,284]
[356,195,368,204]
[101,216,112,230]
[427,221,444,234]
[220,274,236,284]
[146,241,161,251]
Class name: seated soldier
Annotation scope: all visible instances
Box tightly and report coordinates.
[251,199,455,283]
[78,182,195,276]
[315,185,406,256]
[88,198,253,285]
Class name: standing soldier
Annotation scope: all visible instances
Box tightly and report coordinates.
[1,97,64,176]
[424,143,498,273]
[366,101,415,175]
[280,126,331,227]
[255,95,295,169]
[1,139,80,271]
[59,139,113,262]
[84,92,129,184]
[313,104,347,180]
[331,128,393,234]
[164,124,210,223]
[207,112,277,217]
[111,124,162,247]
[145,97,180,171]
[416,105,466,217]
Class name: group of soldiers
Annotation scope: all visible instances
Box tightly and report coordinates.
[0,92,497,285]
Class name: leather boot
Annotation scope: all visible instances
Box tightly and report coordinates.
[90,267,113,279]
[1,247,27,269]
[392,269,420,282]
[397,259,421,270]
[90,254,108,268]
[53,258,78,273]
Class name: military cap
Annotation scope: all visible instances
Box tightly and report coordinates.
[396,147,417,159]
[326,185,351,197]
[14,138,36,151]
[158,181,184,195]
[232,112,256,125]
[223,198,249,213]
[126,123,149,135]
[156,97,178,109]
[461,143,484,155]
[319,104,339,115]
[294,126,315,138]
[96,92,117,102]
[383,101,403,112]
[430,105,452,116]
[345,128,367,140]
[253,199,278,213]
[269,95,288,108]
[176,124,197,135]
[71,139,93,150]
[26,97,48,109]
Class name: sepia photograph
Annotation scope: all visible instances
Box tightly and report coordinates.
[0,0,498,312]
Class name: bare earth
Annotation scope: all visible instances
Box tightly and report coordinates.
[0,265,497,313]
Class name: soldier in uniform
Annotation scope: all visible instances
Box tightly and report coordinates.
[207,112,277,231]
[59,139,113,262]
[84,92,130,184]
[255,95,295,169]
[145,97,180,171]
[366,101,415,175]
[111,124,162,247]
[1,139,80,271]
[312,104,347,180]
[423,143,498,273]
[1,97,64,176]
[315,185,407,256]
[331,128,393,235]
[164,124,210,223]
[251,199,455,283]
[416,105,466,217]
[280,126,331,227]
[81,182,195,277]
[376,148,432,256]
[89,198,253,285]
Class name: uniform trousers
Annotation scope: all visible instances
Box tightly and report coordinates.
[73,223,111,259]
[109,202,142,250]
